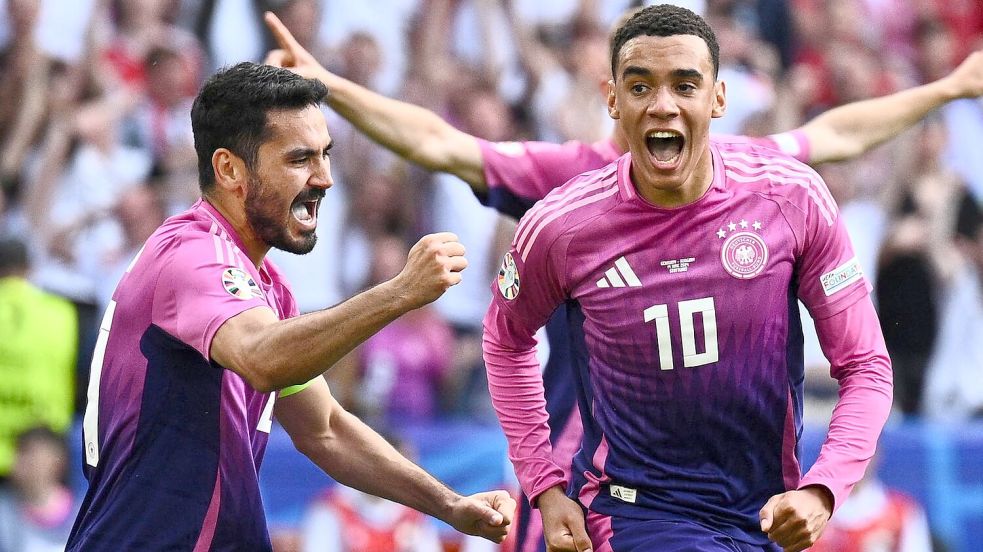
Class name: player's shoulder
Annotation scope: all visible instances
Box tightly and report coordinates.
[510,159,621,262]
[141,205,246,273]
[517,158,621,243]
[712,132,809,162]
[148,213,215,257]
[714,135,812,171]
[715,139,833,211]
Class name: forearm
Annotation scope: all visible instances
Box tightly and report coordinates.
[801,78,960,164]
[800,299,893,509]
[325,415,458,518]
[215,232,464,391]
[483,304,566,501]
[280,382,459,521]
[225,280,416,390]
[318,70,485,187]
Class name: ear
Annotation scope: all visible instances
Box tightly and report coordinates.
[212,148,248,195]
[711,80,726,119]
[607,79,620,119]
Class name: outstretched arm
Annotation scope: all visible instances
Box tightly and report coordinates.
[263,12,487,191]
[800,50,983,164]
[276,378,515,543]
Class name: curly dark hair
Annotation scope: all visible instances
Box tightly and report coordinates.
[610,4,720,80]
[191,62,328,192]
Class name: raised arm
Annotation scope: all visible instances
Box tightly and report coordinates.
[211,233,466,392]
[800,50,983,164]
[263,12,487,191]
[275,377,515,543]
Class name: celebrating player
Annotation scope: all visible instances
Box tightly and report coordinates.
[66,62,514,551]
[481,5,892,552]
[264,9,983,552]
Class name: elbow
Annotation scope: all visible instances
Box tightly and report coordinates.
[238,365,279,394]
[226,350,282,393]
[288,419,342,461]
[241,364,309,393]
[406,142,449,173]
[249,376,279,394]
[815,139,867,165]
[291,432,327,459]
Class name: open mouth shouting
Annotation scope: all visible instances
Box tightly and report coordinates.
[290,192,323,230]
[645,130,685,169]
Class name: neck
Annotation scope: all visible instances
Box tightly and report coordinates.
[203,195,269,268]
[633,147,715,208]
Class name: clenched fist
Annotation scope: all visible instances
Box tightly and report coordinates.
[759,486,833,552]
[393,232,468,309]
[446,490,517,543]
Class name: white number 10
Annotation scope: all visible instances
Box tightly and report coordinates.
[643,297,719,371]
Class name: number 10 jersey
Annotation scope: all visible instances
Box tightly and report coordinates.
[483,138,891,545]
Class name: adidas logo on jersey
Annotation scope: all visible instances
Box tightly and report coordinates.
[596,256,641,288]
[610,484,637,503]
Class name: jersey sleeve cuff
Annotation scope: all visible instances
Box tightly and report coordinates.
[526,475,569,508]
[797,476,842,513]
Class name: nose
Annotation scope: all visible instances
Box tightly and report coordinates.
[310,155,333,190]
[647,87,679,119]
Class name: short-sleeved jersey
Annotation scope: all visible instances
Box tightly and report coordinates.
[68,199,299,551]
[486,139,868,544]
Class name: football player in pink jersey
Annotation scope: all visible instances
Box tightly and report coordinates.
[482,5,891,551]
[264,10,982,552]
[67,62,514,551]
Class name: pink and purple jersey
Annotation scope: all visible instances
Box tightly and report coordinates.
[68,199,299,551]
[478,131,811,551]
[483,139,891,544]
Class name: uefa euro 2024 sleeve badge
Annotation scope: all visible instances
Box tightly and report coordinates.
[717,218,768,280]
[498,252,520,300]
[222,267,263,299]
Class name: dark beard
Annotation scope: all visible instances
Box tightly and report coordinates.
[244,175,318,255]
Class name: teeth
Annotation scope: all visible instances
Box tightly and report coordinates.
[292,203,312,222]
[647,131,681,139]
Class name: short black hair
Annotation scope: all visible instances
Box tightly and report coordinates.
[191,62,328,192]
[0,236,29,277]
[610,4,720,80]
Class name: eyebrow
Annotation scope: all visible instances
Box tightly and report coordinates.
[286,142,333,159]
[621,65,652,79]
[671,68,704,81]
[620,66,705,82]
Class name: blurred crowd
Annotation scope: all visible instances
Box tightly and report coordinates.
[0,0,982,550]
